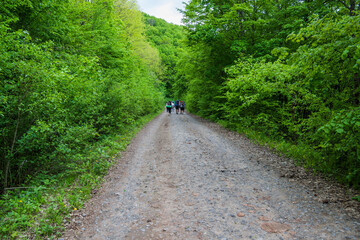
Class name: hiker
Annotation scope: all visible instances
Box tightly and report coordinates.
[166,101,172,114]
[180,100,185,114]
[175,100,180,114]
[171,101,175,112]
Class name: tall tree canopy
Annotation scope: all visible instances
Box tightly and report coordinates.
[1,0,360,237]
[176,0,360,186]
[143,13,186,98]
[0,0,164,194]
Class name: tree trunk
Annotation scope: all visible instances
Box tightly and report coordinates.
[3,110,21,193]
[354,73,360,106]
[237,0,244,37]
[350,0,356,16]
[275,0,280,10]
[337,0,357,16]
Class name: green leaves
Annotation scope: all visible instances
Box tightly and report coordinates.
[317,109,360,171]
[1,1,165,237]
[179,1,360,187]
[143,14,186,98]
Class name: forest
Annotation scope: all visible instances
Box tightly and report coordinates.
[0,0,359,238]
[175,0,360,188]
[0,0,167,238]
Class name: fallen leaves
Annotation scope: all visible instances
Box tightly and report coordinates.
[258,216,271,221]
[237,212,245,217]
[260,222,291,233]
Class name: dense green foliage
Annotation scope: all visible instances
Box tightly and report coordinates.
[1,0,359,237]
[176,0,360,187]
[0,0,164,238]
[143,14,186,98]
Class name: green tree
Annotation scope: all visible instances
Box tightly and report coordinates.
[0,0,164,193]
[179,0,360,186]
[143,14,186,98]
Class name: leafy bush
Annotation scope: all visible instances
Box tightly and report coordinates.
[317,108,360,186]
[0,0,165,238]
[178,0,360,188]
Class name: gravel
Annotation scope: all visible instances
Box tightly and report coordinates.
[63,112,360,240]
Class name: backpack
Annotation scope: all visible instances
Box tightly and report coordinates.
[175,100,179,106]
[166,101,172,108]
[180,101,185,107]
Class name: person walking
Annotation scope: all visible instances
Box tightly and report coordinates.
[166,101,172,114]
[180,100,185,114]
[175,100,180,114]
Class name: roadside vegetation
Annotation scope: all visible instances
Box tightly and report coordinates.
[1,0,359,239]
[143,13,186,98]
[174,0,360,190]
[0,0,164,238]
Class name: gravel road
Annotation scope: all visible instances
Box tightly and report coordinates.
[64,112,360,239]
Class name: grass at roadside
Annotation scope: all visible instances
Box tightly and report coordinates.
[216,120,360,201]
[0,111,162,239]
[217,120,319,166]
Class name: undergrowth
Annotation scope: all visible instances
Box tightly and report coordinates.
[217,120,360,200]
[0,111,161,239]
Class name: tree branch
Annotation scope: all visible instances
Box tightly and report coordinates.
[4,110,21,192]
[336,0,351,10]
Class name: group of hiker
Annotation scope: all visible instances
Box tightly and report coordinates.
[166,100,185,114]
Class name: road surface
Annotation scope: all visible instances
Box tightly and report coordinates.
[64,112,360,239]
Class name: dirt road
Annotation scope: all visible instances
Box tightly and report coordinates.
[64,112,360,239]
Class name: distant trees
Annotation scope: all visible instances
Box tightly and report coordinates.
[143,14,186,98]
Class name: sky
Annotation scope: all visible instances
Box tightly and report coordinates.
[136,0,188,25]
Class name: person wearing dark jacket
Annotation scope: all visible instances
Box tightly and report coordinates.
[166,101,172,114]
[180,101,185,114]
[175,100,180,114]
